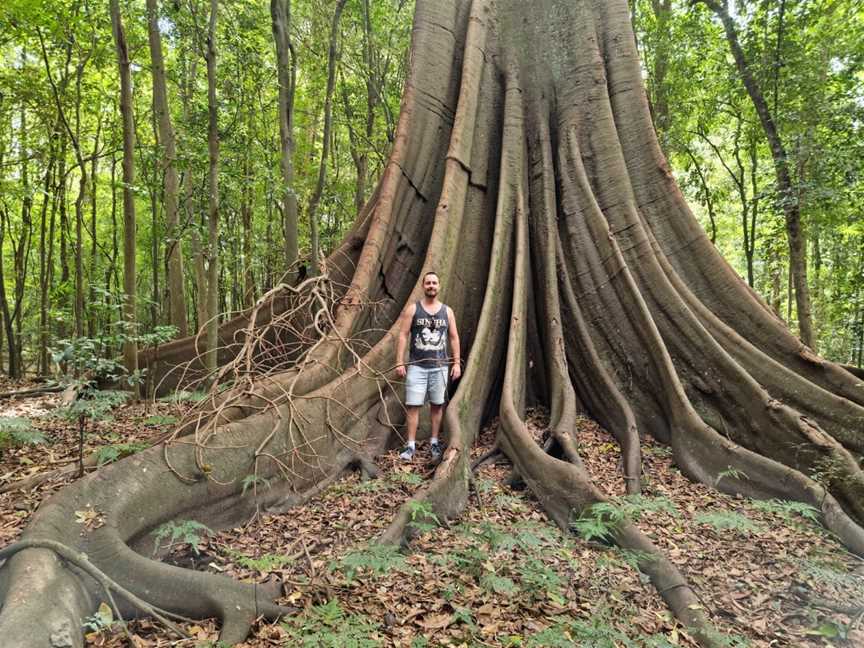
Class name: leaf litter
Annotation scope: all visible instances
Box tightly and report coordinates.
[0,388,862,647]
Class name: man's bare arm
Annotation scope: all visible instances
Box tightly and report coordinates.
[395,303,415,377]
[448,307,461,380]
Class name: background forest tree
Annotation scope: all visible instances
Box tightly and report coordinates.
[0,0,412,380]
[0,0,862,376]
[633,0,864,361]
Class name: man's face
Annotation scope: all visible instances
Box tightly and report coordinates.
[423,274,439,298]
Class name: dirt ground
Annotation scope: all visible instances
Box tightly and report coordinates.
[1,379,862,647]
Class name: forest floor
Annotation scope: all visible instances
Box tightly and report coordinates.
[1,378,863,648]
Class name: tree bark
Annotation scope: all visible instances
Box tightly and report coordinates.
[204,0,220,379]
[701,0,815,348]
[147,0,189,338]
[271,0,299,276]
[110,0,139,395]
[86,113,102,338]
[306,0,348,275]
[37,129,58,376]
[648,0,671,148]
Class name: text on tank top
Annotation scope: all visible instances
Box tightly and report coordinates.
[409,301,449,367]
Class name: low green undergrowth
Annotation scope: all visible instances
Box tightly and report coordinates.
[281,599,380,647]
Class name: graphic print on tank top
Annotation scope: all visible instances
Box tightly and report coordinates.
[409,302,449,367]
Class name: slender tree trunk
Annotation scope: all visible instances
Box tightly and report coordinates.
[58,161,70,342]
[0,109,17,378]
[178,47,204,330]
[747,131,759,291]
[271,0,299,276]
[38,132,58,376]
[87,114,101,337]
[355,0,376,214]
[648,0,671,148]
[148,114,160,330]
[38,28,91,342]
[72,60,87,341]
[108,152,119,298]
[110,0,139,396]
[682,146,717,245]
[702,0,814,348]
[241,139,254,309]
[204,0,220,378]
[147,0,189,337]
[306,0,348,275]
[43,138,64,371]
[14,99,32,375]
[0,212,18,378]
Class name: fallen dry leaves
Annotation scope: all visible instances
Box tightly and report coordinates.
[1,385,862,647]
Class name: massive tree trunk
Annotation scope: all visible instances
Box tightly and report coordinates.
[3,1,864,647]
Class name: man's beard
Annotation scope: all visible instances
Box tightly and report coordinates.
[424,288,438,298]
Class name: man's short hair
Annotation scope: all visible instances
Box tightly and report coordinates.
[422,271,439,282]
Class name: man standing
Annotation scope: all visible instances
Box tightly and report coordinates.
[395,271,461,460]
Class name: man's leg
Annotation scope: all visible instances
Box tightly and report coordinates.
[399,406,421,460]
[405,406,421,445]
[428,366,448,460]
[429,403,444,443]
[401,365,426,460]
[430,403,444,444]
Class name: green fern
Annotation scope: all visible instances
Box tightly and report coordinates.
[389,471,424,487]
[0,417,45,448]
[715,466,749,486]
[695,510,761,534]
[152,520,214,555]
[281,599,380,647]
[516,557,562,597]
[95,442,148,466]
[750,498,819,523]
[571,495,679,542]
[407,500,439,534]
[331,544,408,583]
[480,572,518,594]
[525,612,631,648]
[240,474,272,495]
[223,548,292,572]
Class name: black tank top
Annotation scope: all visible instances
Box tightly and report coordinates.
[409,301,449,368]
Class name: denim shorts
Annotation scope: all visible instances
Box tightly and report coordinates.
[405,364,449,406]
